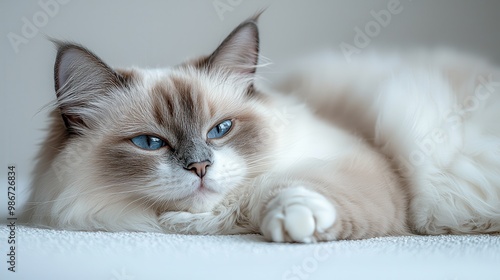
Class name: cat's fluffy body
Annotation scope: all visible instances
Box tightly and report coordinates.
[283,50,500,234]
[24,16,500,242]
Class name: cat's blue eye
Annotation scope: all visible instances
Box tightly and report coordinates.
[131,135,166,150]
[207,120,232,139]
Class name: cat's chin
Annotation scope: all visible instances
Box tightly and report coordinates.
[162,179,226,213]
[183,190,225,213]
[186,181,218,200]
[196,181,217,194]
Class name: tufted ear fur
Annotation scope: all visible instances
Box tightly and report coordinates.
[53,42,127,133]
[204,15,260,77]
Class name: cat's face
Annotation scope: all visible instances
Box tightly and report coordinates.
[52,17,272,213]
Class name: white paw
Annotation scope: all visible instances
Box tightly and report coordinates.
[261,187,336,243]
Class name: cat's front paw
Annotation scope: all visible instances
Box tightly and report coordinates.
[261,187,336,243]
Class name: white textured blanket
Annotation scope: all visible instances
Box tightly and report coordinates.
[0,225,499,280]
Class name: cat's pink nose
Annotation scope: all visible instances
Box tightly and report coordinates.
[187,161,211,178]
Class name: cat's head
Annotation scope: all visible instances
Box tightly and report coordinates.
[51,15,273,213]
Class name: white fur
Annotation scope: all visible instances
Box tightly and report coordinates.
[261,186,336,243]
[282,50,500,234]
[149,146,248,213]
[30,140,163,232]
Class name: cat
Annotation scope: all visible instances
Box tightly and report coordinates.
[23,14,500,242]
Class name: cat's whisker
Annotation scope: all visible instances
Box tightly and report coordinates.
[28,183,154,207]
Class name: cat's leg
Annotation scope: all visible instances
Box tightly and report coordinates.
[257,158,409,243]
[258,181,406,243]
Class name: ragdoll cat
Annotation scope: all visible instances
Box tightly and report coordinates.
[24,15,500,242]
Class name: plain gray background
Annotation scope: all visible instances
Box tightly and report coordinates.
[1,0,500,217]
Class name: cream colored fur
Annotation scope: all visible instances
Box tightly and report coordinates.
[281,50,500,235]
[23,17,500,242]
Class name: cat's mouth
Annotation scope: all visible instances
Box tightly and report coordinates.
[180,175,216,194]
[196,181,216,194]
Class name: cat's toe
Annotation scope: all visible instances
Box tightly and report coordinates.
[284,204,316,242]
[261,186,336,243]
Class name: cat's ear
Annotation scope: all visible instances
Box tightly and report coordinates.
[205,15,260,76]
[53,42,125,132]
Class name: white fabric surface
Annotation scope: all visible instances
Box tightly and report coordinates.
[0,225,499,280]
